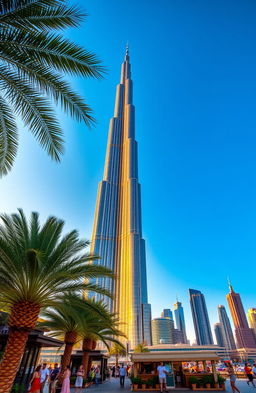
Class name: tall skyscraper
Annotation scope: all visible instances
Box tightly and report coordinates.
[90,47,152,347]
[214,323,225,347]
[226,283,256,349]
[152,318,174,345]
[218,305,236,350]
[248,308,256,337]
[174,300,188,344]
[161,309,173,320]
[189,289,214,345]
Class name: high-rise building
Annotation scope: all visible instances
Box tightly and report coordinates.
[90,47,152,347]
[189,289,214,345]
[226,283,256,349]
[152,318,174,345]
[214,323,225,347]
[248,308,256,337]
[174,300,188,344]
[218,305,236,350]
[161,309,173,320]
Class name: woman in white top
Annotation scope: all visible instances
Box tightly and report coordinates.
[74,365,84,392]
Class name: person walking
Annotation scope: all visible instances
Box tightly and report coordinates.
[252,364,256,379]
[95,367,101,385]
[157,362,168,393]
[74,365,84,393]
[49,364,60,393]
[119,364,126,387]
[60,366,71,393]
[29,365,42,393]
[227,365,240,393]
[40,364,50,393]
[245,363,256,387]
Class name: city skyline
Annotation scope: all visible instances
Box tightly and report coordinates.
[1,0,256,343]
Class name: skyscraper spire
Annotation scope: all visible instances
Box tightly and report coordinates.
[227,277,234,293]
[90,48,152,347]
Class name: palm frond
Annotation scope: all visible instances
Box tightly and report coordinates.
[0,95,18,176]
[0,28,105,78]
[0,1,85,31]
[0,66,64,161]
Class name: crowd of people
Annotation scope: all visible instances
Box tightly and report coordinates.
[28,363,90,393]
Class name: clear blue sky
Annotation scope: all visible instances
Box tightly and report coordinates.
[1,0,256,343]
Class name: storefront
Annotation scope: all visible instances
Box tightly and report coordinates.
[131,350,220,389]
[71,350,109,382]
[0,327,62,392]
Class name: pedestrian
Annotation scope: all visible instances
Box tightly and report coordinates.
[227,365,240,393]
[75,365,84,393]
[115,365,120,378]
[111,366,115,377]
[60,365,71,393]
[40,364,50,393]
[119,364,126,387]
[245,363,256,387]
[95,367,101,385]
[157,362,168,393]
[29,365,42,393]
[49,364,60,393]
[252,364,256,379]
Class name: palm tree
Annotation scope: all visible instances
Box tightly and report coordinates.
[133,342,149,353]
[39,296,125,376]
[0,209,114,393]
[80,302,126,375]
[0,0,104,176]
[109,343,127,367]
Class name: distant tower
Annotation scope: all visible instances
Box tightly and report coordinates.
[218,305,236,350]
[189,289,214,345]
[174,300,188,344]
[226,283,256,348]
[90,47,152,347]
[161,309,173,320]
[152,318,174,345]
[214,323,225,347]
[248,308,256,338]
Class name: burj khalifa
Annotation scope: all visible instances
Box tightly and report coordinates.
[90,47,152,347]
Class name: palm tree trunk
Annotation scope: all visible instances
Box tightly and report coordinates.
[82,338,93,375]
[0,328,29,393]
[0,301,40,393]
[61,331,77,371]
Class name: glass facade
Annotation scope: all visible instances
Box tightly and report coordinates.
[218,305,236,350]
[174,301,188,344]
[152,318,174,345]
[189,289,213,345]
[89,48,152,347]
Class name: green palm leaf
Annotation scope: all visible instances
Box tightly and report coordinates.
[0,96,18,175]
[0,0,105,176]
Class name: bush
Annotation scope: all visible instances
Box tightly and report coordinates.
[130,376,142,385]
[202,375,214,386]
[11,384,25,393]
[218,375,226,384]
[189,376,199,385]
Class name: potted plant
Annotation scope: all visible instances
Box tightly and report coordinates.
[189,376,198,390]
[202,374,214,389]
[142,379,147,390]
[218,375,226,389]
[147,378,155,390]
[152,375,160,389]
[131,376,142,391]
[198,378,204,390]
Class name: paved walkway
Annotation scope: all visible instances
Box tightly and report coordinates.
[71,377,255,393]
